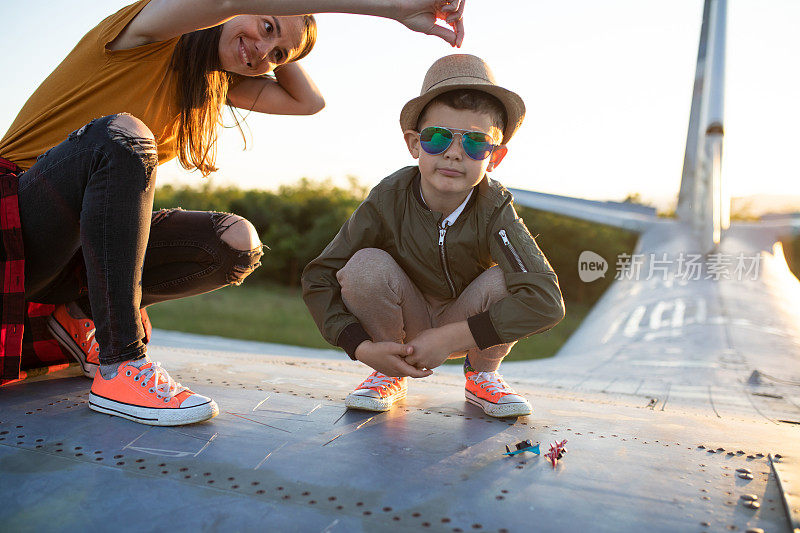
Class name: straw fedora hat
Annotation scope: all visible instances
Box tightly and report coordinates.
[399,54,525,145]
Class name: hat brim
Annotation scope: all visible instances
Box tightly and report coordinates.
[399,83,525,145]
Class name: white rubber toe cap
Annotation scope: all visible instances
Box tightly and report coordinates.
[351,388,381,399]
[497,393,529,405]
[180,393,213,408]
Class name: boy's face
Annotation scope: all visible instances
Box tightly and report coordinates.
[404,103,507,202]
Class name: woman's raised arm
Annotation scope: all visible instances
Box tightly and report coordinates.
[227,63,326,115]
[110,0,465,51]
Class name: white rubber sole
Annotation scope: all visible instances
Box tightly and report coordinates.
[89,392,219,426]
[47,316,98,379]
[465,390,532,418]
[345,388,407,412]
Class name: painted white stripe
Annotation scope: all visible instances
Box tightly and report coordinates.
[623,305,646,337]
[601,314,625,344]
[649,301,668,330]
[671,298,686,328]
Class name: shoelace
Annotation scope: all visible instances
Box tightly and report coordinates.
[468,371,512,395]
[77,322,100,354]
[361,372,401,390]
[134,362,188,402]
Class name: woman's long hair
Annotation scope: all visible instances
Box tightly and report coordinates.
[170,16,317,177]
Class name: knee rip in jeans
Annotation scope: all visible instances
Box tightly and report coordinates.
[106,113,158,191]
[210,212,264,285]
[226,247,263,286]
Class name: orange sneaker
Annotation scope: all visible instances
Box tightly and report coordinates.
[48,306,154,378]
[89,357,219,426]
[47,304,100,378]
[345,371,407,412]
[464,366,532,418]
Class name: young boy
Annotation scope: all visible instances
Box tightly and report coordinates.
[301,54,565,418]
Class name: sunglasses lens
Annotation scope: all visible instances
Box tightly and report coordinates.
[419,127,453,155]
[462,132,494,160]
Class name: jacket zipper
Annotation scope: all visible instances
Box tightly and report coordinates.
[498,229,528,273]
[439,226,457,298]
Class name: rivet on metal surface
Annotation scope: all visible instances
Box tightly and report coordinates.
[740,494,758,502]
[743,501,761,509]
[738,473,754,480]
[737,468,752,474]
[744,528,764,533]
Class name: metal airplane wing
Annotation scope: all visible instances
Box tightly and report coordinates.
[1,1,798,532]
[507,188,661,233]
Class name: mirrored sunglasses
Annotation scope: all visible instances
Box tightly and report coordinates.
[418,126,497,161]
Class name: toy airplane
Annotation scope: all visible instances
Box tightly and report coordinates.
[544,439,568,468]
[503,439,541,456]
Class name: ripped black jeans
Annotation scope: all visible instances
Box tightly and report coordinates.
[17,114,263,365]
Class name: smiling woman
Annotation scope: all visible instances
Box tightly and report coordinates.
[218,16,315,74]
[166,15,318,177]
[0,0,466,426]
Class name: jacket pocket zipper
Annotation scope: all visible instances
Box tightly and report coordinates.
[498,229,528,273]
[439,226,457,298]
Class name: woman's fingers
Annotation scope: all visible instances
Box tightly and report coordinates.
[452,17,464,47]
[395,0,465,47]
[439,0,462,14]
[423,21,458,46]
[444,0,465,21]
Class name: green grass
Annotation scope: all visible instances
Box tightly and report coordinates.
[146,284,332,350]
[146,283,591,362]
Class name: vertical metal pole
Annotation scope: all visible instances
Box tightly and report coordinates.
[676,0,727,253]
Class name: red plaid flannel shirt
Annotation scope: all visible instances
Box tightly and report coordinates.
[1,157,71,385]
[1,157,153,386]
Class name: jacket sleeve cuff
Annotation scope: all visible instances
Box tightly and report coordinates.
[467,311,504,350]
[336,322,372,361]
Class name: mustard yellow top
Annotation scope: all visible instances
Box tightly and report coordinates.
[0,1,181,170]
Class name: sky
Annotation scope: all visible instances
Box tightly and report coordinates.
[2,1,799,209]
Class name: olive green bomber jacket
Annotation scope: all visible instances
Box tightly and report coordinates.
[301,166,565,359]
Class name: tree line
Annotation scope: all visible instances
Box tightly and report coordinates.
[154,180,639,306]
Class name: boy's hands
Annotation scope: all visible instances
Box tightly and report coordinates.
[355,341,433,378]
[405,321,477,371]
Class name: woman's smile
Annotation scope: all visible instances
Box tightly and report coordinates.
[238,37,252,68]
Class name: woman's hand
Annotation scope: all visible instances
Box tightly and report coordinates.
[394,0,466,47]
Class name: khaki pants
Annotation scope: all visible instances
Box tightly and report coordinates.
[337,248,514,372]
